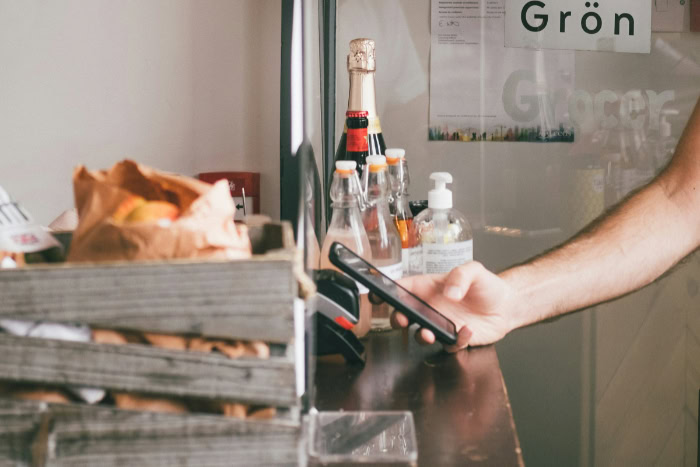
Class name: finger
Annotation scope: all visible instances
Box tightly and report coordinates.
[368,292,383,305]
[397,274,444,297]
[390,311,410,329]
[414,328,436,346]
[444,326,472,354]
[442,262,485,302]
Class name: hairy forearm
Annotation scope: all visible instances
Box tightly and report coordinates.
[502,101,700,329]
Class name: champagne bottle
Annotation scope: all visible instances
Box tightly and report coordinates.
[334,38,387,180]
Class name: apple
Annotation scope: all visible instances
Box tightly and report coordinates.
[112,195,146,222]
[123,201,179,223]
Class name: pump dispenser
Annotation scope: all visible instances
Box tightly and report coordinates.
[428,173,453,209]
[414,172,473,275]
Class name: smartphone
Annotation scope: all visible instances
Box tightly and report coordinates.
[328,242,458,345]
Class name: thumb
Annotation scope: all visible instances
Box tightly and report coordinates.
[442,261,485,302]
[444,325,472,353]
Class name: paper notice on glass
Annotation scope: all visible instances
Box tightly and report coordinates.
[429,0,575,143]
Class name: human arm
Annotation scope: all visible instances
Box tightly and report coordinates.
[394,97,700,349]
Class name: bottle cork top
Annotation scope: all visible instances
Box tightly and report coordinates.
[347,38,376,72]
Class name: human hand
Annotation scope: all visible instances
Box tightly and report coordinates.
[391,262,517,352]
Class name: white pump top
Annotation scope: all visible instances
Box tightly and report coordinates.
[428,172,453,209]
[385,148,406,160]
[335,160,357,171]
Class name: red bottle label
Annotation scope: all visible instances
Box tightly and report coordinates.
[346,128,368,152]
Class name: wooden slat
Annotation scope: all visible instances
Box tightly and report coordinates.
[0,334,297,406]
[0,399,300,466]
[0,258,297,343]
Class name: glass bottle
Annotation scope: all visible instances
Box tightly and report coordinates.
[334,38,387,177]
[320,161,373,338]
[386,148,421,276]
[363,155,402,332]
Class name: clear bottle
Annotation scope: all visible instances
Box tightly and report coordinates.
[363,155,402,332]
[414,173,473,275]
[320,161,373,338]
[386,148,421,276]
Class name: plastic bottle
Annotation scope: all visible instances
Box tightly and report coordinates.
[414,173,473,275]
[320,161,373,338]
[386,148,421,276]
[363,155,402,332]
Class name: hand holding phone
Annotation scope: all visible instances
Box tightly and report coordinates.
[328,242,458,346]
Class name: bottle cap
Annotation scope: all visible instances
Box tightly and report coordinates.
[428,172,453,210]
[347,38,376,72]
[385,148,406,165]
[367,155,387,173]
[346,110,369,119]
[335,160,357,174]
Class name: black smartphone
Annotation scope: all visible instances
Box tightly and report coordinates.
[328,242,458,345]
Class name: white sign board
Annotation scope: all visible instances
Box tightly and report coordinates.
[505,0,652,54]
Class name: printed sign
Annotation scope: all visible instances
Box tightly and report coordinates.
[429,0,576,143]
[505,0,653,54]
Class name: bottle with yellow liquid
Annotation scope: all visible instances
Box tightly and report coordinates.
[386,148,421,276]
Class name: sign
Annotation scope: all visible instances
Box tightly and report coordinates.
[429,0,575,143]
[505,0,653,54]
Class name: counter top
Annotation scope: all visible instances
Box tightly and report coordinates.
[314,330,524,466]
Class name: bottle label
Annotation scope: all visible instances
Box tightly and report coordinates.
[422,241,473,275]
[402,246,423,276]
[343,117,382,134]
[379,262,403,282]
[346,128,368,152]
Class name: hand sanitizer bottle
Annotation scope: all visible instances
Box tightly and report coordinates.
[414,173,473,275]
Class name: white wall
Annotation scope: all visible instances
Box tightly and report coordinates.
[0,0,281,224]
[191,0,281,219]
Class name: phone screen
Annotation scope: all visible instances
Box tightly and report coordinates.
[332,243,457,339]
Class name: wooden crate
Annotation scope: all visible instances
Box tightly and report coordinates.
[0,221,306,466]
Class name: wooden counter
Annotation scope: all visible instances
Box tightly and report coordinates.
[314,330,525,466]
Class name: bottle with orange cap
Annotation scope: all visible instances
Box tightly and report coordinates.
[320,160,373,338]
[363,155,402,332]
[386,149,421,276]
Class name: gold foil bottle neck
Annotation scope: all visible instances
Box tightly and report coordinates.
[347,38,376,72]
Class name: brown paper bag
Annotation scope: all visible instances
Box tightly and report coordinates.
[68,160,251,262]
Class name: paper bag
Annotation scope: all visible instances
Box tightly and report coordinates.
[68,160,251,262]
